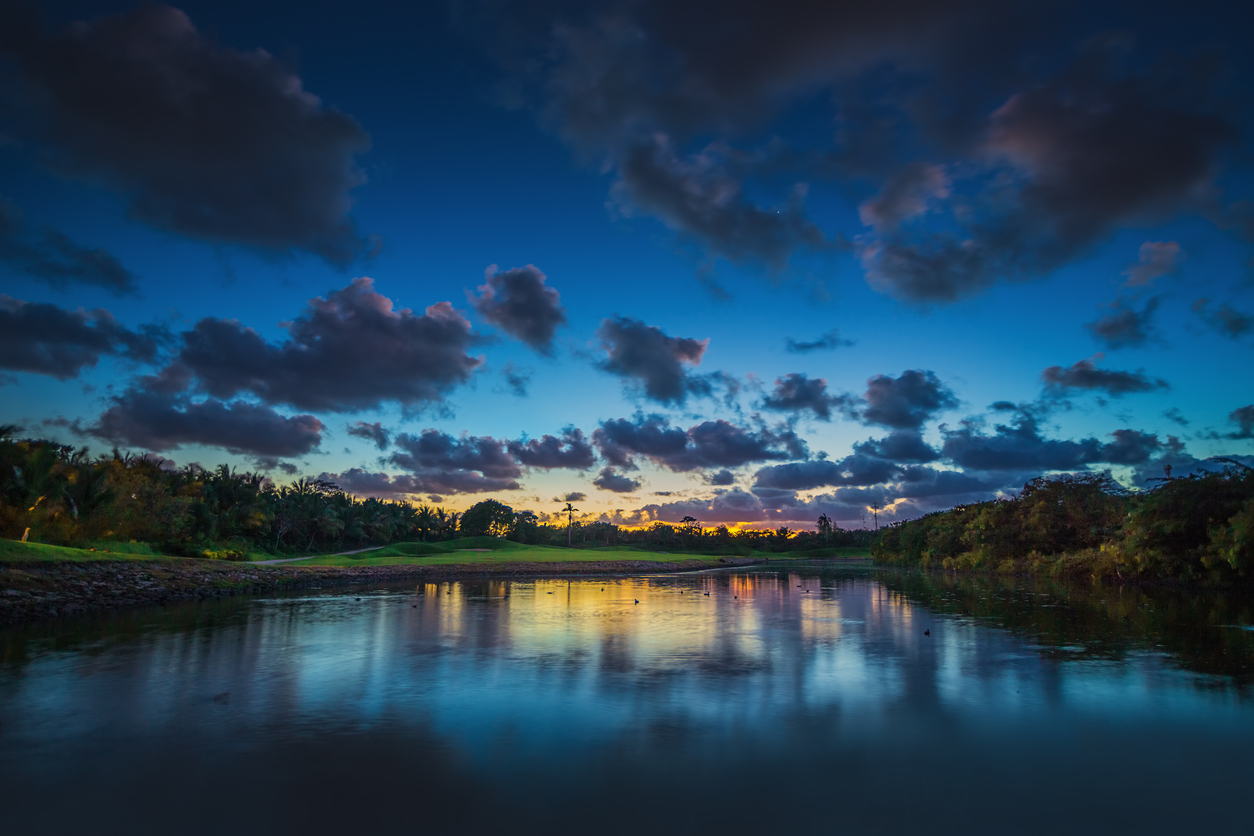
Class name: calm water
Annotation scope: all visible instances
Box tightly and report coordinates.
[2,565,1254,835]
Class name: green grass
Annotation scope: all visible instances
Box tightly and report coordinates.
[292,543,720,567]
[0,539,182,563]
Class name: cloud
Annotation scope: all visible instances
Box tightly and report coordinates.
[470,264,567,354]
[857,162,949,232]
[1123,241,1183,287]
[941,405,1162,471]
[85,390,323,457]
[593,466,642,493]
[1163,407,1189,427]
[501,362,531,396]
[637,488,768,525]
[346,421,390,450]
[1041,355,1168,396]
[0,4,370,264]
[753,453,902,491]
[706,469,736,486]
[316,468,426,499]
[860,369,958,429]
[0,295,163,381]
[852,430,940,463]
[612,136,827,271]
[557,491,587,502]
[784,329,855,354]
[0,199,137,294]
[387,429,522,494]
[595,315,710,404]
[1085,295,1161,349]
[168,277,481,412]
[507,427,596,470]
[761,373,852,421]
[1228,405,1254,440]
[593,413,805,472]
[1193,299,1253,338]
[860,47,1235,302]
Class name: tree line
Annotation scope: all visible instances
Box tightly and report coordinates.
[873,465,1254,582]
[1,429,873,558]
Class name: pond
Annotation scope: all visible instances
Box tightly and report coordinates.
[2,564,1253,835]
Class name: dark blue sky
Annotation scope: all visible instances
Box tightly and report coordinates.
[2,0,1252,528]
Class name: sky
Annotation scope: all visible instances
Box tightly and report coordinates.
[2,0,1253,530]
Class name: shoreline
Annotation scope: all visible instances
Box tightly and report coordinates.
[0,556,770,627]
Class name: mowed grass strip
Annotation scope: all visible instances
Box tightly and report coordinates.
[295,543,720,567]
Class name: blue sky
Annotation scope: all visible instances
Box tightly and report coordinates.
[2,0,1252,528]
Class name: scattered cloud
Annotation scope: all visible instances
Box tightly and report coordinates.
[0,199,137,294]
[168,277,482,412]
[859,369,958,430]
[346,421,390,450]
[1123,241,1183,287]
[85,390,324,457]
[1085,295,1161,349]
[507,427,596,470]
[470,264,567,354]
[1227,405,1254,440]
[1193,299,1253,338]
[784,329,855,354]
[593,413,805,472]
[1042,355,1168,397]
[593,466,641,493]
[761,373,852,421]
[0,295,163,381]
[387,429,521,494]
[595,315,710,404]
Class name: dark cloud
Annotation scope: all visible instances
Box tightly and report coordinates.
[857,162,949,233]
[706,469,736,486]
[784,329,855,354]
[593,466,641,493]
[169,277,481,412]
[612,136,827,272]
[346,421,390,450]
[1193,299,1253,338]
[593,413,804,472]
[941,406,1162,471]
[316,468,426,499]
[253,457,298,475]
[557,491,587,502]
[860,369,958,429]
[1228,405,1254,440]
[595,316,710,404]
[753,453,902,492]
[1041,355,1168,396]
[860,47,1236,302]
[0,199,137,294]
[852,430,940,463]
[470,264,567,354]
[761,373,852,421]
[0,4,370,264]
[1085,295,1161,349]
[507,427,596,470]
[85,390,323,457]
[637,488,767,525]
[0,295,163,381]
[388,429,522,495]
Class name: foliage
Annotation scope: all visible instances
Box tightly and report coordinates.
[873,466,1254,582]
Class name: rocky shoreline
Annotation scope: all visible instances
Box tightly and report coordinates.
[0,557,766,627]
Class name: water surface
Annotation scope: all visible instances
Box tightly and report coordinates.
[2,565,1253,835]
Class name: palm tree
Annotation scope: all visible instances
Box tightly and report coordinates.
[561,501,579,546]
[415,505,435,541]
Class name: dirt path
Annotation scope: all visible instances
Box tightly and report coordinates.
[249,546,385,565]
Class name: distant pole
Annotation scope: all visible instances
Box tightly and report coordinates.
[871,502,880,531]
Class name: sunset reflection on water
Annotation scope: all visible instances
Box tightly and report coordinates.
[2,565,1253,836]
